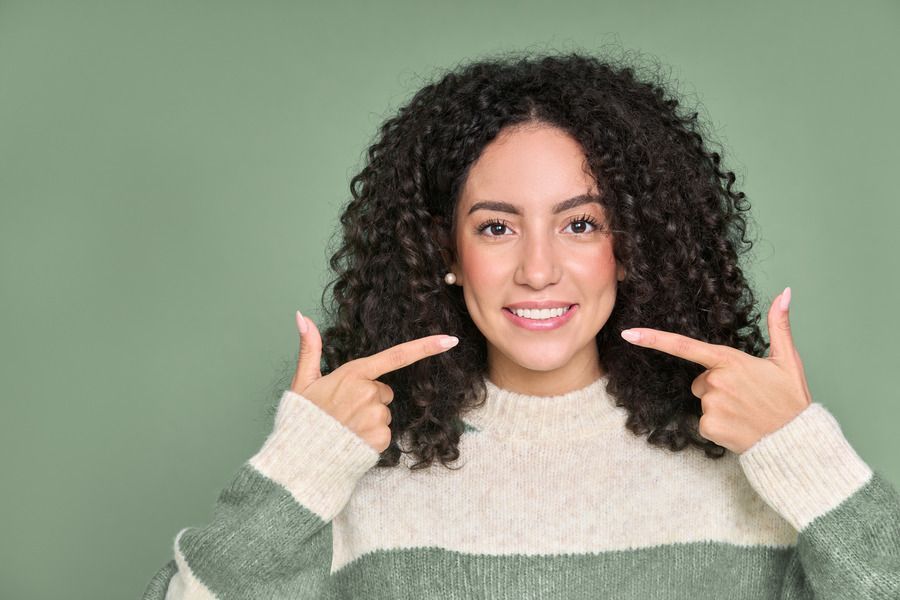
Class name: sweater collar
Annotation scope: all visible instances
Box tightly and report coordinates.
[461,373,625,441]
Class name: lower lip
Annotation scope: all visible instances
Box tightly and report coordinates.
[502,304,578,331]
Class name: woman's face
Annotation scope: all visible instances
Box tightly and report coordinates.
[450,123,625,394]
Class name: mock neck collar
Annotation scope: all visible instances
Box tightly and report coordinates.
[461,373,626,441]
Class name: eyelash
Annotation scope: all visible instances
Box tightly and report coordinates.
[475,213,601,237]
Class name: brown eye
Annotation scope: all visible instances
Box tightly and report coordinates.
[564,214,600,234]
[475,219,512,237]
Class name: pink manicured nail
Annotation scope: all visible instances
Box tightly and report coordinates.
[621,329,641,342]
[779,287,791,311]
[296,310,309,335]
[439,336,459,349]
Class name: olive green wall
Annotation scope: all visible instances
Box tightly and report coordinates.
[1,1,897,597]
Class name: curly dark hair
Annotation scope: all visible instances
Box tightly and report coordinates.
[285,47,769,471]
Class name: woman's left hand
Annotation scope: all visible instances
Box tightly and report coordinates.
[620,287,813,455]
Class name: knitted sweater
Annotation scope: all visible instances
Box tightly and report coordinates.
[143,374,900,599]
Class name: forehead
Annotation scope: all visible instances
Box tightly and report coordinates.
[458,124,599,213]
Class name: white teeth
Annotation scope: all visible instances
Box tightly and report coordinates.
[511,306,571,320]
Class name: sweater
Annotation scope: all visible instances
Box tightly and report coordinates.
[143,373,900,599]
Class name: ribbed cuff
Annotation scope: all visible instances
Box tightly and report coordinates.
[738,402,873,532]
[248,390,381,521]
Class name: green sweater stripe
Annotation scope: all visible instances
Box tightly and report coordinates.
[176,463,333,599]
[793,470,900,597]
[326,541,799,600]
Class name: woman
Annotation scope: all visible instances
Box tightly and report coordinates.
[144,51,900,599]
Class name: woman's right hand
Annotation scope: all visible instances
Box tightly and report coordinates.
[290,311,459,453]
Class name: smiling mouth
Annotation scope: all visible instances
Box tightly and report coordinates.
[503,304,577,316]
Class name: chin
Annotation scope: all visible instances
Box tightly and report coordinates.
[503,348,574,372]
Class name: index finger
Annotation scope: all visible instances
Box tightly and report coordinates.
[354,335,459,381]
[623,328,729,370]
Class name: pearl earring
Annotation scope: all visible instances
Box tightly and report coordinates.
[444,272,457,285]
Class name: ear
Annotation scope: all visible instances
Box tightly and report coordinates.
[617,262,626,282]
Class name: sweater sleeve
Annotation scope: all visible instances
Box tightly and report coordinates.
[141,389,381,600]
[738,402,900,599]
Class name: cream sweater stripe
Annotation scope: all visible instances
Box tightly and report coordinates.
[248,390,381,521]
[738,402,873,531]
[330,422,798,572]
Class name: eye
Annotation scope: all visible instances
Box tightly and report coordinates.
[475,218,513,237]
[563,213,600,234]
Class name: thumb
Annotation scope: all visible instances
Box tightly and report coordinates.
[766,286,796,363]
[292,309,323,392]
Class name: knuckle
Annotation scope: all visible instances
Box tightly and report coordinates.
[675,338,692,357]
[363,384,381,403]
[698,414,715,439]
[384,387,395,404]
[369,402,389,422]
[388,346,407,369]
[334,362,357,381]
[374,381,395,404]
[373,427,392,451]
[377,402,391,422]
[720,347,739,365]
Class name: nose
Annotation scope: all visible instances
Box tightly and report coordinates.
[513,229,562,289]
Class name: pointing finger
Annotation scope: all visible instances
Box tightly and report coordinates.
[355,335,459,381]
[621,327,730,370]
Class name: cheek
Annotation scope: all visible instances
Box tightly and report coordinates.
[459,241,508,287]
[465,258,507,289]
[568,244,618,279]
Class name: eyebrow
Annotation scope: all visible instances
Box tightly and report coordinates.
[466,193,602,216]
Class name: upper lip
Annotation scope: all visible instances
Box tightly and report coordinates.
[504,301,577,310]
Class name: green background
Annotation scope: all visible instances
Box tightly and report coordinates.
[1,1,897,598]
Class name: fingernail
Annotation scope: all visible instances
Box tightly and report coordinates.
[621,329,641,342]
[439,335,459,348]
[779,287,791,311]
[296,310,308,335]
